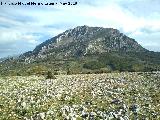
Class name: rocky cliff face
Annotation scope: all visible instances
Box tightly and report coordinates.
[19,25,147,62]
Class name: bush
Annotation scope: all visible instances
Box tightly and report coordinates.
[46,71,56,79]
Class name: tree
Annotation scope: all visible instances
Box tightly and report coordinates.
[83,61,105,70]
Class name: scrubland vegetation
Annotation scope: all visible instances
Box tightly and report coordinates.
[0,72,159,120]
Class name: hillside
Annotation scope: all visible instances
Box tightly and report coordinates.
[0,25,160,76]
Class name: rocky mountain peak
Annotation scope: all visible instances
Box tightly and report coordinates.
[19,26,147,61]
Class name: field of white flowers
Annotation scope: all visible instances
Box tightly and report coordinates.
[0,72,159,120]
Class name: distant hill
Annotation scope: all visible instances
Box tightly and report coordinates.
[0,25,160,76]
[0,55,19,62]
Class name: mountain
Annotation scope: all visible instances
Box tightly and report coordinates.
[19,25,146,62]
[0,58,6,62]
[0,55,20,63]
[0,25,160,76]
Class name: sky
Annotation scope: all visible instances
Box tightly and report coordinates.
[0,0,160,58]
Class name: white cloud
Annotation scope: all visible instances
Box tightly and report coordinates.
[0,30,20,44]
[82,3,160,34]
[0,28,39,45]
[129,30,160,52]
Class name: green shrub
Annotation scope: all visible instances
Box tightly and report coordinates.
[83,61,105,70]
[46,71,56,79]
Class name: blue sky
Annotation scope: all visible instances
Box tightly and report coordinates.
[0,0,160,58]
